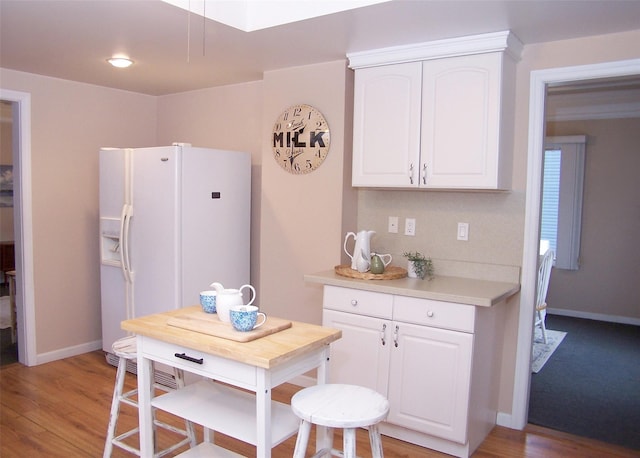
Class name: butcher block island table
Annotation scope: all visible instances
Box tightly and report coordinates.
[122,305,341,458]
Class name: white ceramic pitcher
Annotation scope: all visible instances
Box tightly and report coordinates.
[210,282,256,323]
[344,230,376,271]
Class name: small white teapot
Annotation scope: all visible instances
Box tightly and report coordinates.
[210,282,256,323]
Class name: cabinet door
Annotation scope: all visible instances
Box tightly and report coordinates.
[322,309,391,395]
[352,62,422,187]
[421,52,502,189]
[387,322,473,444]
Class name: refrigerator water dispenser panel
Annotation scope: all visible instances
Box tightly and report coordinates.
[100,217,122,266]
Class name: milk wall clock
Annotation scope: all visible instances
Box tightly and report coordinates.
[272,104,331,174]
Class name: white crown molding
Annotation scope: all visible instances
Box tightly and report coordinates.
[546,88,640,121]
[347,30,523,69]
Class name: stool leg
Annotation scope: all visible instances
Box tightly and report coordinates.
[343,428,357,458]
[103,356,128,458]
[368,424,384,458]
[293,419,312,458]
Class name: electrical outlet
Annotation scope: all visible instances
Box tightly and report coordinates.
[457,222,469,241]
[388,216,399,233]
[405,218,416,236]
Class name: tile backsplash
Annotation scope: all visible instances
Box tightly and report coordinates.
[356,189,524,283]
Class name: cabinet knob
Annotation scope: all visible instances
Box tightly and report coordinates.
[351,299,358,306]
[427,310,434,318]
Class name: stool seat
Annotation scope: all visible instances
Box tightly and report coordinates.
[292,384,389,428]
[291,384,389,458]
[104,336,196,457]
[111,334,137,359]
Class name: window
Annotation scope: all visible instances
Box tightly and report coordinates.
[540,136,586,270]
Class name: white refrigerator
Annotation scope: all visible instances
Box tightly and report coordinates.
[99,144,251,353]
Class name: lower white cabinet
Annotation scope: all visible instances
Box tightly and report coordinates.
[322,285,502,458]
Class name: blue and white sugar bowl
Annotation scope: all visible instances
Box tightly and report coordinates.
[199,290,217,313]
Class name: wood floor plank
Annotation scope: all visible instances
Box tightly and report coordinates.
[1,351,637,457]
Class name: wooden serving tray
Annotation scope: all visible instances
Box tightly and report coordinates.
[167,309,292,343]
[334,264,407,280]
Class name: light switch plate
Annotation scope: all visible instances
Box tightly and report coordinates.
[405,218,416,236]
[388,216,399,233]
[457,222,469,241]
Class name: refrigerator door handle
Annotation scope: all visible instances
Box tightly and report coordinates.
[120,204,133,284]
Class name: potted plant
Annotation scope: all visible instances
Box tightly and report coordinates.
[402,251,434,280]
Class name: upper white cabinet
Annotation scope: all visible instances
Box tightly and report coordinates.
[352,62,423,187]
[349,31,522,190]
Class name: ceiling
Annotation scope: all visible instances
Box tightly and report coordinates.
[1,0,640,96]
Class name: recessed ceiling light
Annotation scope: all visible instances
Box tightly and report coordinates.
[107,57,134,68]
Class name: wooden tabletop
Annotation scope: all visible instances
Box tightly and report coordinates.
[122,306,341,369]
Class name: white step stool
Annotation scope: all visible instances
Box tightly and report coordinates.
[103,336,197,457]
[291,384,389,458]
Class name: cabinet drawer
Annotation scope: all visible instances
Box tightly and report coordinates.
[323,285,393,319]
[394,296,475,332]
[140,337,257,387]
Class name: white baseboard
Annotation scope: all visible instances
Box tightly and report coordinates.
[496,411,516,429]
[36,339,102,365]
[548,308,640,326]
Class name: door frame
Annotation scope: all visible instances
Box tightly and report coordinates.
[1,88,37,366]
[511,57,640,429]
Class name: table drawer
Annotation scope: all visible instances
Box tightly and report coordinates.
[140,337,257,388]
[393,296,475,333]
[323,285,393,319]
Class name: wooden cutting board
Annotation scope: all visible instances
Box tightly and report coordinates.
[167,309,292,343]
[334,264,408,280]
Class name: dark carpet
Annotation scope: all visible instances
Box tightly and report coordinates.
[528,314,640,451]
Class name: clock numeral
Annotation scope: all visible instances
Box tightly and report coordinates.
[293,107,302,117]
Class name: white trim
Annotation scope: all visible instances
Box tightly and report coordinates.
[513,57,640,430]
[347,30,523,69]
[35,340,102,365]
[0,88,37,366]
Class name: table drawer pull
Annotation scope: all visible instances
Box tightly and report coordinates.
[174,352,204,364]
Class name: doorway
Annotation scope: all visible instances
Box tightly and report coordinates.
[0,89,36,366]
[510,57,640,431]
[528,80,640,448]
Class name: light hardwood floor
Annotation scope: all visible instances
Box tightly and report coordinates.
[0,351,636,457]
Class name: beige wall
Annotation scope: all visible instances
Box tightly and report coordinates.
[546,118,640,320]
[259,60,357,323]
[0,68,157,354]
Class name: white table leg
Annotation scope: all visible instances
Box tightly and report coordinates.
[315,345,332,454]
[137,339,154,456]
[256,369,272,458]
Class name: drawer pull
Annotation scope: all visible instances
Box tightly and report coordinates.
[351,299,358,306]
[393,325,399,348]
[174,352,203,365]
[380,323,387,346]
[427,310,434,318]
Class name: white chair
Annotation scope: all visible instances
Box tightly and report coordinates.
[535,249,554,344]
[291,384,389,458]
[103,336,196,457]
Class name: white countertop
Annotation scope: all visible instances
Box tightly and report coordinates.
[305,270,520,307]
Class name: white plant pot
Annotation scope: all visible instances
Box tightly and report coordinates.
[407,260,418,278]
